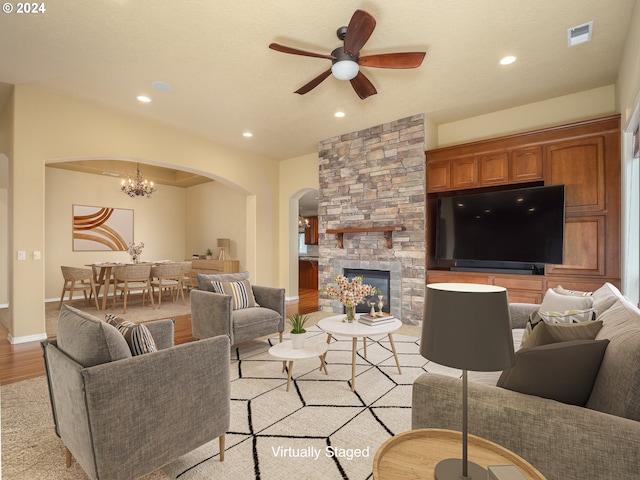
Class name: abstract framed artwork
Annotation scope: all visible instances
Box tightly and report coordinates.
[72,205,134,251]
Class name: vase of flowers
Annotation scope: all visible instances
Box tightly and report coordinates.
[127,242,144,263]
[324,274,378,323]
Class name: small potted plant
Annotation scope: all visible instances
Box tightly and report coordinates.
[205,248,213,260]
[288,313,309,349]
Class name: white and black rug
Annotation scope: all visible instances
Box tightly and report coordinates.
[163,327,460,480]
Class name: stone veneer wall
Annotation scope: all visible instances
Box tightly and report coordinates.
[317,114,426,325]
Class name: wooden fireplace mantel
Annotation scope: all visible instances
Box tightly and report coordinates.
[325,226,406,249]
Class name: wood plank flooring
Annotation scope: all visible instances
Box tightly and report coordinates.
[0,288,319,386]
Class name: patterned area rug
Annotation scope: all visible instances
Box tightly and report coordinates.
[162,326,460,480]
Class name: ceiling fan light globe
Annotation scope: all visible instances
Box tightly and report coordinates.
[331,60,359,80]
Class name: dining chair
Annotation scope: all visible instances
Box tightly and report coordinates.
[58,266,100,310]
[150,263,185,307]
[178,261,197,291]
[91,264,112,305]
[112,264,155,313]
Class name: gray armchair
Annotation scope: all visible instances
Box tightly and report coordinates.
[191,272,285,346]
[41,304,230,480]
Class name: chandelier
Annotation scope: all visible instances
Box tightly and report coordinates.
[120,164,155,199]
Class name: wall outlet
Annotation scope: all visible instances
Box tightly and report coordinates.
[33,251,41,260]
[17,251,26,261]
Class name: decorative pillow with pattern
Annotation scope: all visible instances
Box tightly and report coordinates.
[211,279,258,310]
[539,288,594,314]
[521,319,603,349]
[521,307,596,346]
[553,285,594,297]
[105,314,158,355]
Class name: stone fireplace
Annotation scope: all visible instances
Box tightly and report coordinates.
[317,115,426,324]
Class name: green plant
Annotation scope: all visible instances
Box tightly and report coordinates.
[287,313,309,334]
[206,248,213,256]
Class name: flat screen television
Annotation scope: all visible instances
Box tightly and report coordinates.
[435,184,565,273]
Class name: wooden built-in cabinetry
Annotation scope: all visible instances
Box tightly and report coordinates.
[187,259,240,286]
[304,216,319,245]
[299,258,319,289]
[426,115,621,301]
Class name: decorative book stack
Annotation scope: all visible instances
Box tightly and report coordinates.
[358,312,396,326]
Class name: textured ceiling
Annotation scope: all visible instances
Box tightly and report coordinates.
[0,0,635,161]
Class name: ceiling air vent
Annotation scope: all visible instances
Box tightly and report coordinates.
[567,21,593,47]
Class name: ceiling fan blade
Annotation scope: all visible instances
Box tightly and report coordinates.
[359,52,426,69]
[294,68,333,95]
[269,43,335,60]
[343,10,376,56]
[350,71,377,100]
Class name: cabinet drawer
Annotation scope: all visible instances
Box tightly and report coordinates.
[492,276,544,292]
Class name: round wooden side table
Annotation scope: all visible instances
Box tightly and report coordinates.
[373,428,546,480]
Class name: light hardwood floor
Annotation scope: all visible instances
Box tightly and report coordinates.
[0,288,319,386]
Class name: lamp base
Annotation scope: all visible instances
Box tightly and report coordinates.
[218,248,227,261]
[434,458,487,480]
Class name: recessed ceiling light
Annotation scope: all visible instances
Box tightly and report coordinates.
[152,81,172,92]
[243,132,253,138]
[136,95,151,103]
[499,56,517,65]
[334,111,346,118]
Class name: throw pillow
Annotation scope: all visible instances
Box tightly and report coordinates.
[539,288,594,314]
[521,320,603,349]
[211,279,258,310]
[497,339,610,406]
[520,306,596,347]
[553,285,594,297]
[105,314,158,355]
[538,308,596,323]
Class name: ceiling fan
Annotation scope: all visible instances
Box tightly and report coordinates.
[269,9,426,100]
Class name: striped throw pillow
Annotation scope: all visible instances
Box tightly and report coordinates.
[105,314,157,355]
[211,279,257,310]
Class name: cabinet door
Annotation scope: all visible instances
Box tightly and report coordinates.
[451,157,478,189]
[511,146,542,182]
[304,217,318,245]
[426,160,451,191]
[544,138,605,213]
[479,152,509,186]
[546,215,606,276]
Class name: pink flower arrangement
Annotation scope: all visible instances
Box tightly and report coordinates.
[324,274,378,308]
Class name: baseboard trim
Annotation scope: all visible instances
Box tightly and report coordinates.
[8,332,48,344]
[285,295,300,302]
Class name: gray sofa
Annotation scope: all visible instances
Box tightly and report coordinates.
[412,282,640,480]
[42,305,230,480]
[191,272,285,346]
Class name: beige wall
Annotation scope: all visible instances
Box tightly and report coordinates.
[185,181,247,268]
[616,0,640,300]
[617,0,640,129]
[436,84,617,147]
[278,152,319,299]
[7,85,280,342]
[44,167,187,299]
[43,168,247,301]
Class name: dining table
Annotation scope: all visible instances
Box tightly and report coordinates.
[88,260,176,311]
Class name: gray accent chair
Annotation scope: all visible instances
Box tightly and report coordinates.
[41,304,230,480]
[191,271,285,346]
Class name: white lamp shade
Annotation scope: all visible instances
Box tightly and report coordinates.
[331,60,359,81]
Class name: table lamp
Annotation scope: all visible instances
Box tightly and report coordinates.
[217,238,230,260]
[420,283,515,479]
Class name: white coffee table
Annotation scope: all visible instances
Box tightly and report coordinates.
[317,314,403,391]
[268,339,329,391]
